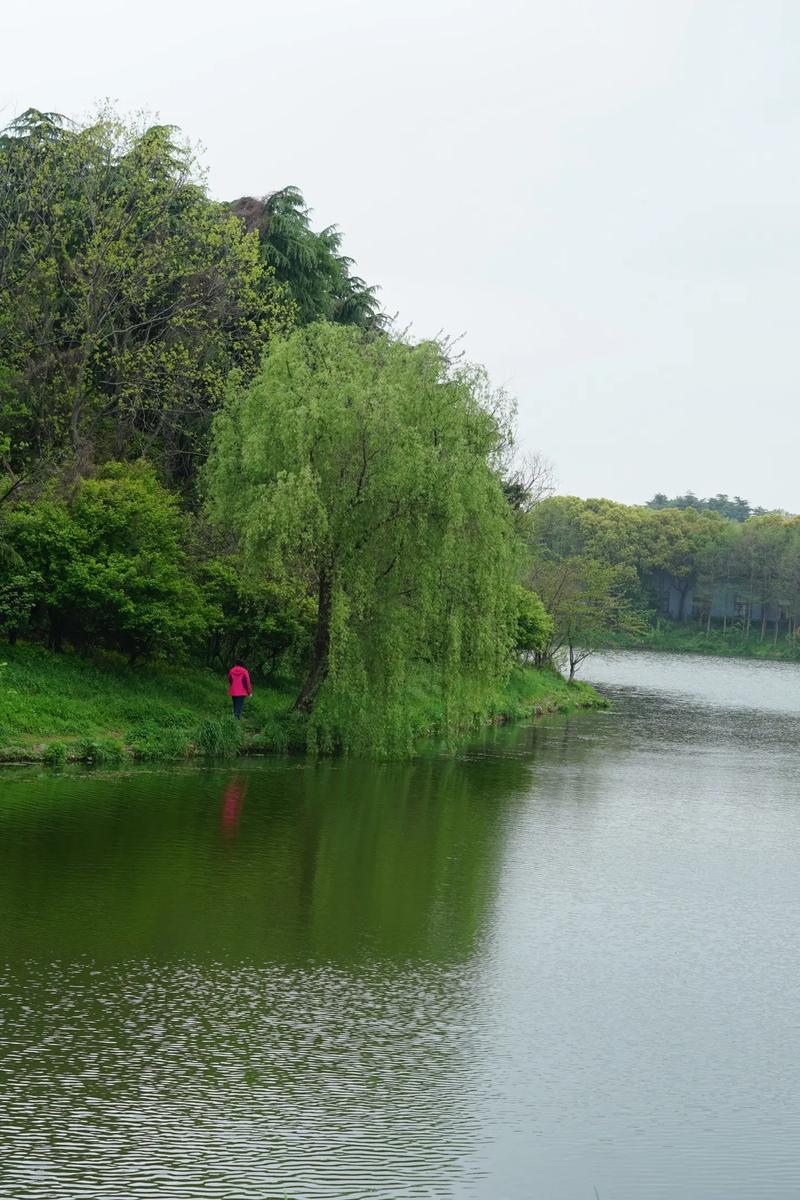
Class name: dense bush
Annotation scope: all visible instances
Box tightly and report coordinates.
[2,463,206,659]
[198,556,315,674]
[42,741,68,766]
[514,586,553,659]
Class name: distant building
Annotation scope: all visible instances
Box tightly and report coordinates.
[656,573,785,629]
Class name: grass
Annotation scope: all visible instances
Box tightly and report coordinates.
[490,663,604,719]
[0,642,606,766]
[0,642,293,764]
[602,620,800,663]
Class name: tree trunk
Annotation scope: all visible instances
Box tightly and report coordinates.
[293,570,333,714]
[70,364,87,453]
[760,604,768,643]
[568,641,576,684]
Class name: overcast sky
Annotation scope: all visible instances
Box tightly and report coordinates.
[3,0,797,508]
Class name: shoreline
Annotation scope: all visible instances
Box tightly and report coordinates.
[0,645,607,768]
[601,628,800,665]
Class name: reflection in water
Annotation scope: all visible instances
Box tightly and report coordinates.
[0,754,530,1199]
[0,755,529,964]
[220,772,247,837]
[4,652,800,1197]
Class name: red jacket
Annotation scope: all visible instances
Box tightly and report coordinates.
[227,666,252,697]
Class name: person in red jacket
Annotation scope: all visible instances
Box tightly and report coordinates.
[227,661,252,720]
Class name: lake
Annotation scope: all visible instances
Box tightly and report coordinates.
[2,651,800,1199]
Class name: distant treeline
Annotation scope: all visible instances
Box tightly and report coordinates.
[644,492,785,523]
[531,497,800,654]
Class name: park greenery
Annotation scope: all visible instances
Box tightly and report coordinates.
[205,324,523,752]
[530,496,800,657]
[3,104,797,761]
[0,104,597,759]
[0,641,600,765]
[644,492,772,523]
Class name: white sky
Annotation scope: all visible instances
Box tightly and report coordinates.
[3,0,798,509]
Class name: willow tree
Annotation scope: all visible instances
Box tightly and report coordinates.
[206,323,521,753]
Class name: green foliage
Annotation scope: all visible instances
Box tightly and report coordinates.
[3,462,206,658]
[230,188,384,330]
[79,737,125,765]
[493,665,608,719]
[254,707,308,755]
[514,586,553,658]
[0,641,266,742]
[126,721,192,761]
[198,554,315,674]
[0,107,294,482]
[206,323,521,754]
[2,103,617,758]
[530,554,646,681]
[41,741,68,766]
[645,492,773,522]
[0,566,42,638]
[530,495,800,659]
[605,620,800,661]
[194,716,242,758]
[0,640,601,763]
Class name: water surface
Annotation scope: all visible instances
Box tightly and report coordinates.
[2,651,800,1198]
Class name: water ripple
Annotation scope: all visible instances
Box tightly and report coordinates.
[0,959,486,1199]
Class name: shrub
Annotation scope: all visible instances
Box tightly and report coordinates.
[79,737,126,765]
[194,716,242,758]
[255,712,285,753]
[257,709,308,754]
[515,586,554,658]
[3,463,208,660]
[42,741,68,766]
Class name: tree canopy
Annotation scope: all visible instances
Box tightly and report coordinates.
[230,188,385,331]
[0,108,296,485]
[206,323,521,753]
[0,107,384,495]
[644,492,775,522]
[528,494,800,653]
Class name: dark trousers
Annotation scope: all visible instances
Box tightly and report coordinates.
[232,695,245,720]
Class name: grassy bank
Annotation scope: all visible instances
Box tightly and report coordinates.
[602,621,800,663]
[0,643,606,766]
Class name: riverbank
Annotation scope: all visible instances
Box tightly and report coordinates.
[601,622,800,663]
[0,644,606,765]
